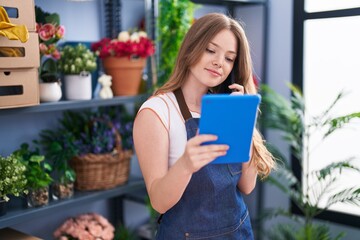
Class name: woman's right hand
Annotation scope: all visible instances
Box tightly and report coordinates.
[180,134,229,173]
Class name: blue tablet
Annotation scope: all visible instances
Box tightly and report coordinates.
[198,94,261,164]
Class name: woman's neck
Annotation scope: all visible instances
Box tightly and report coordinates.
[181,79,208,111]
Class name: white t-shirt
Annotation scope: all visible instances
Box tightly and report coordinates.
[138,92,200,166]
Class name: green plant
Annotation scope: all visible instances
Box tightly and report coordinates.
[36,106,134,183]
[156,0,197,88]
[36,130,77,185]
[13,143,53,190]
[0,154,28,201]
[259,84,360,240]
[58,43,97,75]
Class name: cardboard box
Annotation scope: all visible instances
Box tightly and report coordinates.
[0,32,40,69]
[0,0,36,32]
[0,228,42,240]
[0,68,39,109]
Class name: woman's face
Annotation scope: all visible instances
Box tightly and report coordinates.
[188,29,237,88]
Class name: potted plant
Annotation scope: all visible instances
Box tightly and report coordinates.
[57,43,97,100]
[0,154,27,215]
[36,130,77,200]
[91,30,155,96]
[13,143,53,207]
[259,84,360,239]
[35,6,65,102]
[38,106,134,191]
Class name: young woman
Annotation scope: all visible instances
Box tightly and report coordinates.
[133,13,275,239]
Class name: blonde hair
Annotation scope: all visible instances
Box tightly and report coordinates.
[156,13,275,177]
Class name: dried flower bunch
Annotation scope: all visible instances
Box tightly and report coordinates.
[91,30,155,59]
[53,213,115,240]
[0,154,28,201]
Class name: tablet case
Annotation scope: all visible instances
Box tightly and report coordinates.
[198,94,261,164]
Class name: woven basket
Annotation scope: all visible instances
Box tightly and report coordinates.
[70,121,132,191]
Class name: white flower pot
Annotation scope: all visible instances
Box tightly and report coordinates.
[64,72,92,100]
[39,82,62,102]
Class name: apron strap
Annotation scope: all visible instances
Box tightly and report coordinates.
[174,88,192,121]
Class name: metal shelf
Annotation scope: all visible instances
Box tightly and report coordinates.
[0,177,145,228]
[0,94,148,116]
[191,0,266,5]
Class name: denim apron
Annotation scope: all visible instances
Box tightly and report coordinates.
[155,89,254,240]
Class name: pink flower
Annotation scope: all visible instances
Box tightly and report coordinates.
[55,25,65,39]
[53,213,115,240]
[38,23,56,41]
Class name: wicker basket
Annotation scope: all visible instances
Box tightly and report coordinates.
[70,122,132,191]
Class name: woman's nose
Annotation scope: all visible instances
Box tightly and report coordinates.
[212,59,223,67]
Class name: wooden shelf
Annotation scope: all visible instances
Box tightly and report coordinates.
[0,94,148,116]
[0,177,145,228]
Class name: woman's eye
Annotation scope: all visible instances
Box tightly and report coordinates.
[225,57,234,62]
[206,48,215,54]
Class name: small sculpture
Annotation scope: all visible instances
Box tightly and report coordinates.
[98,74,113,99]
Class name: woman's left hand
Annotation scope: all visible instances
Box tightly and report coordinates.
[228,83,244,95]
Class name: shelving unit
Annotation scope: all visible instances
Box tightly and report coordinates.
[0,94,147,116]
[0,177,145,229]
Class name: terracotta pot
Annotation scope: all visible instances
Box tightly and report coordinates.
[102,56,146,96]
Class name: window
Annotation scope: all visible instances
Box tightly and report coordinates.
[293,1,360,227]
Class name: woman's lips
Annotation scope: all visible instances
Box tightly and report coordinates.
[205,68,222,77]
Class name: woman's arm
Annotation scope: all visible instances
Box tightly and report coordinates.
[237,157,258,195]
[134,109,228,213]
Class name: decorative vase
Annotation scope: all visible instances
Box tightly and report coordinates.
[102,56,146,96]
[39,81,62,102]
[27,186,49,207]
[64,72,92,100]
[52,182,74,200]
[0,199,7,216]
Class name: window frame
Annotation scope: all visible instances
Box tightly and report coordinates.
[292,0,360,228]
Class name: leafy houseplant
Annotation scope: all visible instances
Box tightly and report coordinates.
[13,143,53,207]
[259,84,360,240]
[0,154,27,202]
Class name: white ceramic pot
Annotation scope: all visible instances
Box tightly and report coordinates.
[64,72,92,100]
[39,82,62,102]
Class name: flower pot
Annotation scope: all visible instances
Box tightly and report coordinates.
[27,186,49,207]
[52,182,74,200]
[39,82,62,102]
[64,72,92,100]
[0,199,7,216]
[102,56,146,96]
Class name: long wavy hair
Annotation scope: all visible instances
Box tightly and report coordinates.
[155,13,275,178]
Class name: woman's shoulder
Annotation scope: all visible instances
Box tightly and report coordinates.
[140,92,175,110]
